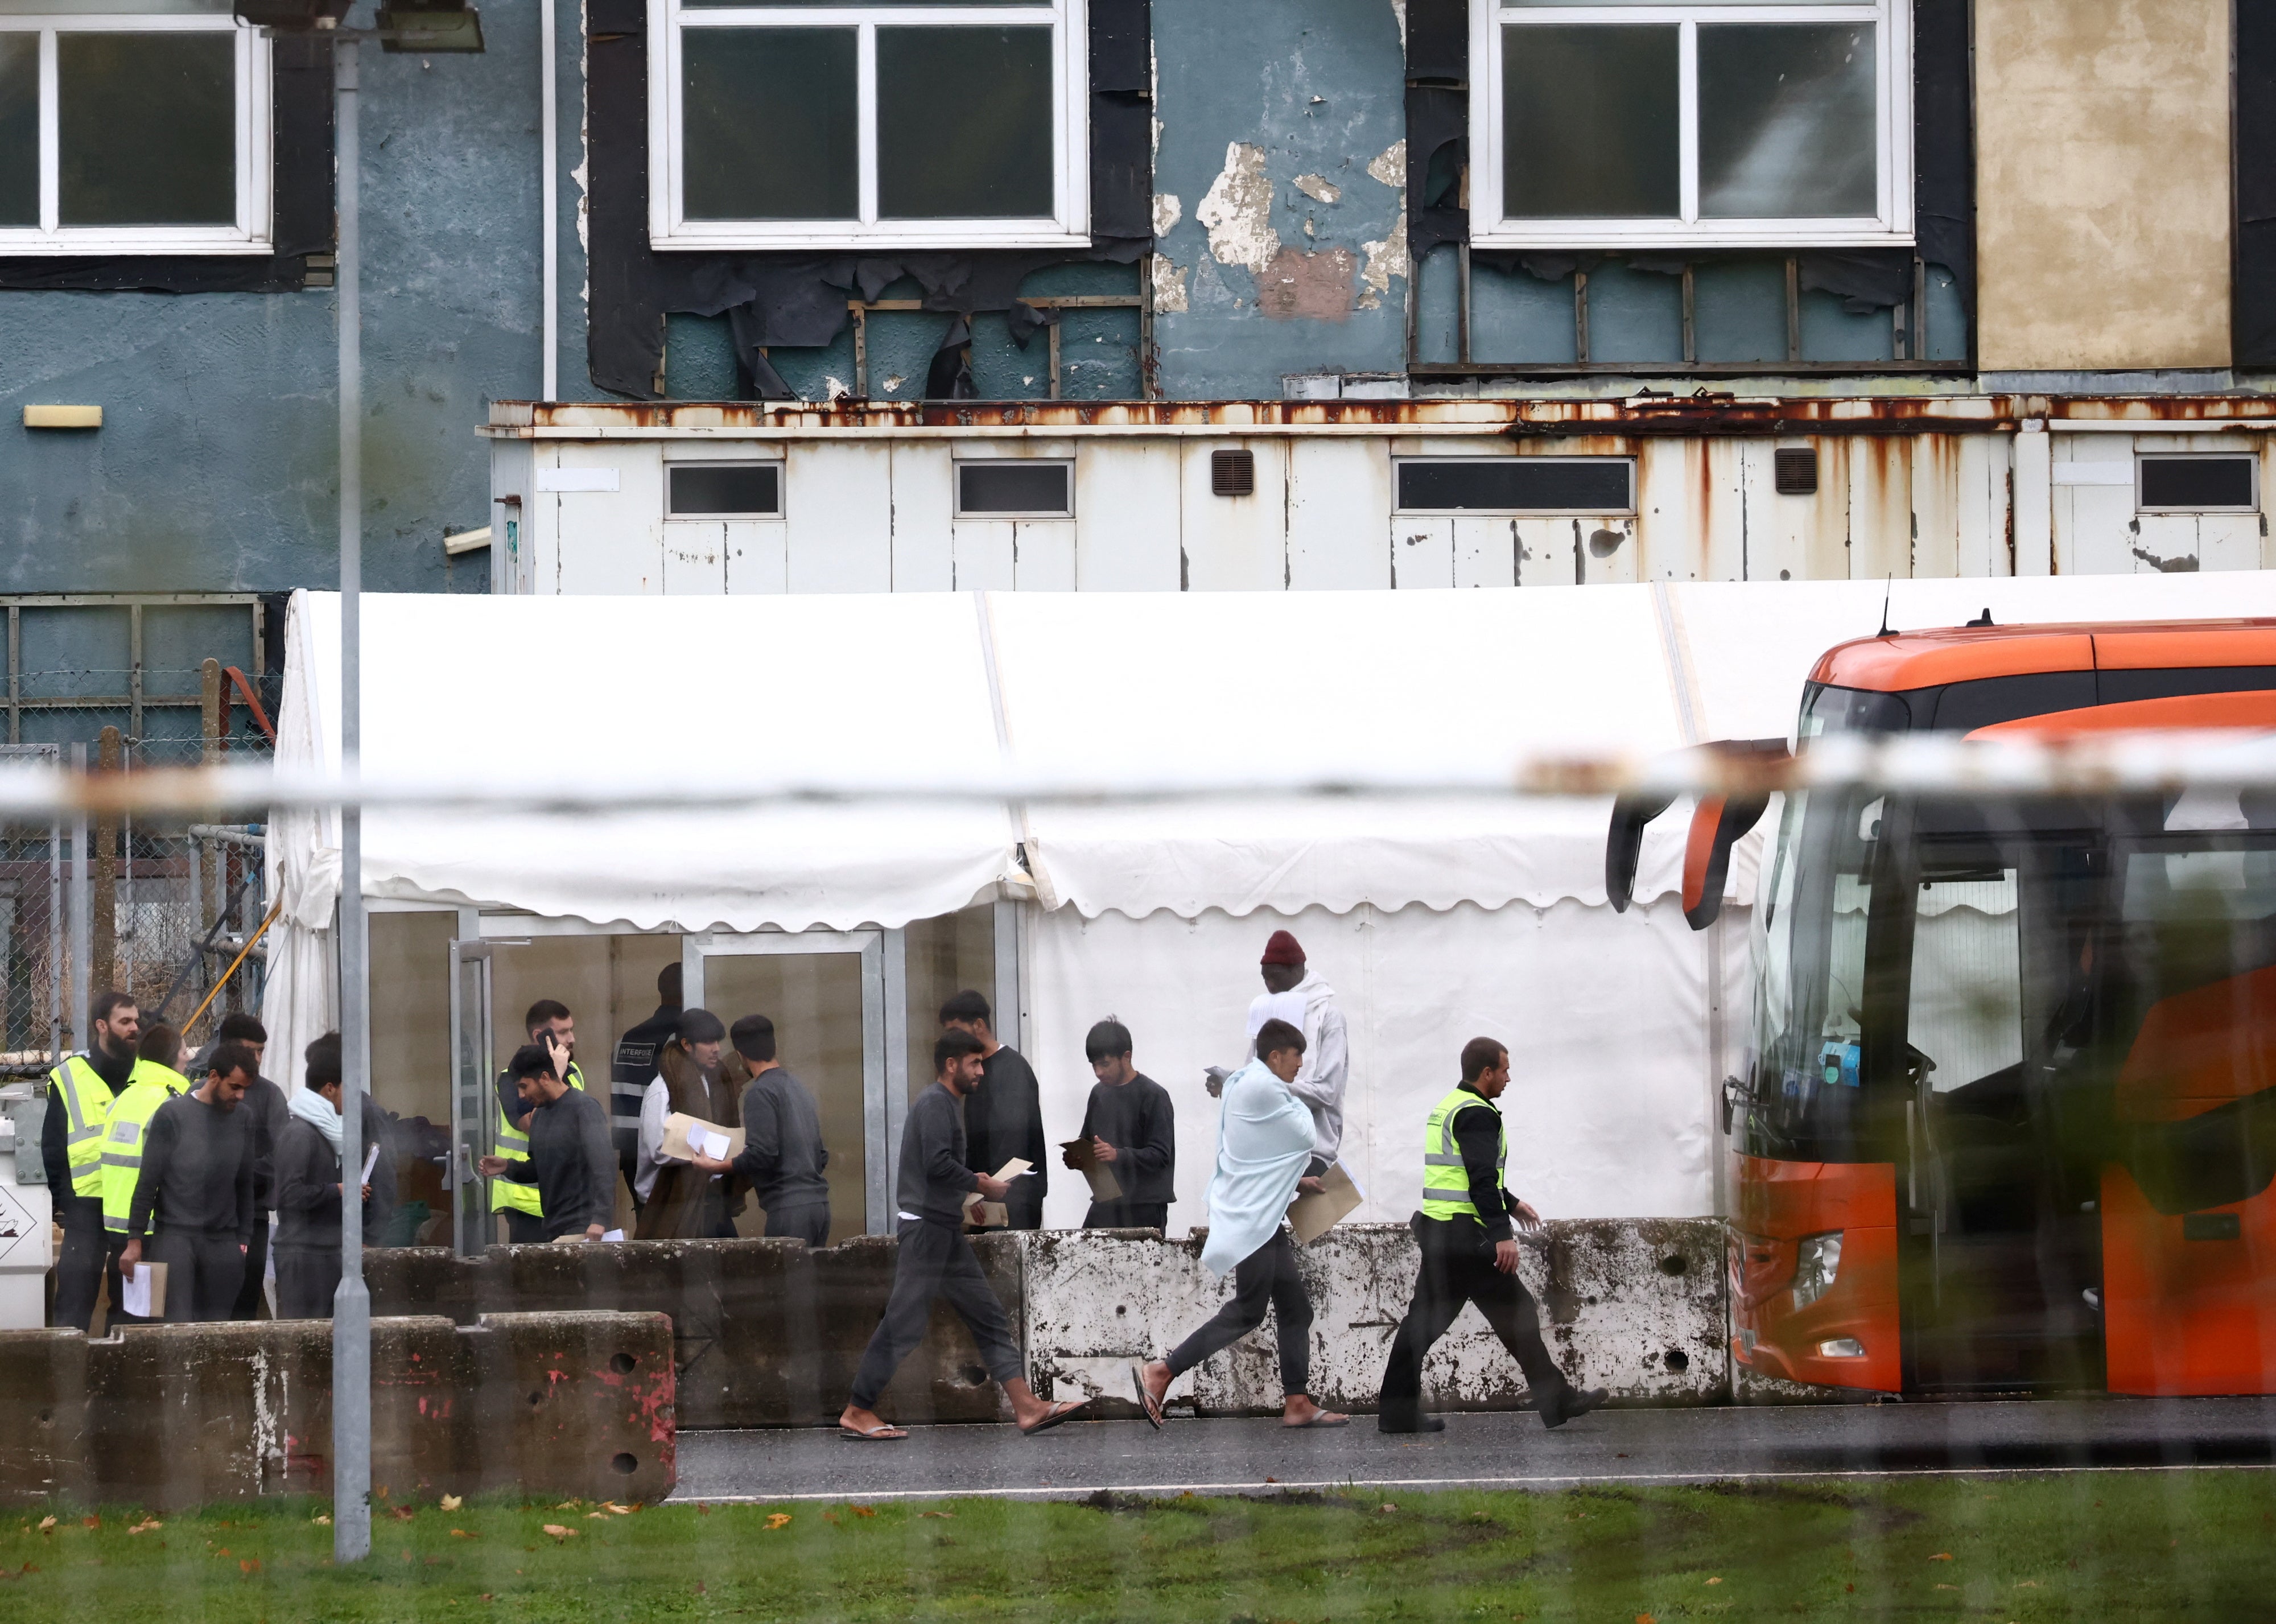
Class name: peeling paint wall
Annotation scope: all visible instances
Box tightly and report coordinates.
[0,0,545,597]
[1150,0,1408,395]
[1976,0,2233,372]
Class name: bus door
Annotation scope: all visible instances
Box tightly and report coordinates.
[2101,815,2276,1396]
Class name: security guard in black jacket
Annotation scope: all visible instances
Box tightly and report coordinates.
[1376,1036,1607,1433]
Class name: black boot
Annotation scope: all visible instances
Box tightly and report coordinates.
[1540,1386,1608,1430]
[1377,1402,1445,1433]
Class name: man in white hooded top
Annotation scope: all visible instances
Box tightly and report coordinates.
[1213,930,1349,1179]
[1133,1019,1347,1430]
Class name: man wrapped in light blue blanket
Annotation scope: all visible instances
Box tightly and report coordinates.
[1132,1018,1347,1430]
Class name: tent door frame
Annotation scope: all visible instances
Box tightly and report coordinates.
[447,927,529,1259]
[682,929,908,1236]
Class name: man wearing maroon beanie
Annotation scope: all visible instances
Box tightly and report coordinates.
[1221,929,1349,1179]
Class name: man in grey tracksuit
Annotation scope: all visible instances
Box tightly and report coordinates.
[835,1031,1088,1441]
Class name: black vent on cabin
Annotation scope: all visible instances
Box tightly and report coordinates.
[1211,448,1256,497]
[1774,447,1819,497]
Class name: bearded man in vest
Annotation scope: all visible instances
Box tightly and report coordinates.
[1375,1036,1607,1433]
[43,991,140,1330]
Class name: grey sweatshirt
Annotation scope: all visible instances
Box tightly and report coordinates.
[494,1085,616,1239]
[732,1067,830,1211]
[896,1082,981,1228]
[127,1091,255,1243]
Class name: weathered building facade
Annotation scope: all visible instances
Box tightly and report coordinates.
[5,0,2276,638]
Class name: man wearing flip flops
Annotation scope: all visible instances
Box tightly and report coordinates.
[1132,1018,1349,1432]
[838,1030,1088,1442]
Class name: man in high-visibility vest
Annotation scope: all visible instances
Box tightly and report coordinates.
[101,1024,195,1284]
[492,999,591,1244]
[43,990,141,1330]
[1375,1037,1607,1433]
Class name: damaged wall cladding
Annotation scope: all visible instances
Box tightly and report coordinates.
[493,398,2276,593]
[588,0,1155,403]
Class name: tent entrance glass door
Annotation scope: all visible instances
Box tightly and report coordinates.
[446,935,514,1259]
[683,931,894,1241]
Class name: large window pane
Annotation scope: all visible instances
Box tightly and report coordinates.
[1501,24,1678,219]
[876,26,1053,220]
[682,27,857,221]
[0,35,35,227]
[58,32,235,226]
[1698,24,1877,219]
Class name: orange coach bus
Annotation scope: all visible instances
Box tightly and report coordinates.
[1610,617,2276,1397]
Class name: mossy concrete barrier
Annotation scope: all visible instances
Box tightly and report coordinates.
[0,1310,674,1508]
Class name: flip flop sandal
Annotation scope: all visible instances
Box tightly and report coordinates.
[1020,1399,1089,1437]
[839,1423,908,1441]
[1283,1412,1351,1429]
[1131,1365,1165,1430]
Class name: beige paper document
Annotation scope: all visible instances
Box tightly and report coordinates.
[1061,1137,1123,1202]
[963,1157,1034,1225]
[1288,1160,1364,1246]
[661,1111,745,1164]
[122,1261,167,1319]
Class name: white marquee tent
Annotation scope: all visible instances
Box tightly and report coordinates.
[265,573,2276,1231]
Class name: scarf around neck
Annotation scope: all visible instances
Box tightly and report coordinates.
[289,1086,344,1156]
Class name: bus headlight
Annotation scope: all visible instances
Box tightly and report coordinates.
[1791,1231,1842,1310]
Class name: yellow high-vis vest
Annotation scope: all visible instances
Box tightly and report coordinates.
[48,1054,117,1200]
[101,1059,191,1235]
[1420,1085,1507,1222]
[489,1059,586,1217]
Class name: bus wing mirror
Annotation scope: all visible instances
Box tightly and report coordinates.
[1605,792,1679,913]
[1683,793,1773,930]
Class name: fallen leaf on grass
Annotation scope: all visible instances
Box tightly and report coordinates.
[694,1582,707,1597]
[126,1520,162,1535]
[765,1514,791,1531]
[586,1512,607,1521]
[555,1502,582,1511]
[36,1517,55,1533]
[1704,1577,1722,1585]
[389,1507,415,1522]
[920,1512,954,1520]
[1379,1505,1397,1514]
[1636,1614,1656,1623]
[603,1503,634,1516]
[240,1559,261,1574]
[440,1495,463,1512]
[1928,1552,1953,1562]
[2015,1581,2039,1589]
[541,1525,578,1541]
[451,1531,478,1540]
[1934,1584,1957,1592]
[81,1518,100,1530]
[314,1515,331,1527]
[480,1596,493,1605]
[852,1506,876,1519]
[216,1547,232,1557]
[695,1504,712,1516]
[822,1513,839,1525]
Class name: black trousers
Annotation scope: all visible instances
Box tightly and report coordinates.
[849,1218,1024,1411]
[52,1196,122,1332]
[149,1230,248,1324]
[502,1209,547,1246]
[1166,1228,1314,1398]
[273,1246,343,1321]
[764,1202,831,1247]
[1083,1201,1170,1233]
[1377,1219,1570,1412]
[230,1217,272,1320]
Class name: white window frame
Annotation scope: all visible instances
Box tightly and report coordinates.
[1471,0,1911,250]
[0,11,271,256]
[954,457,1073,517]
[649,0,1090,252]
[2137,454,2261,517]
[1392,456,1636,516]
[663,459,785,520]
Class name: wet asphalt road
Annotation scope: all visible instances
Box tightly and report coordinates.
[669,1396,2276,1503]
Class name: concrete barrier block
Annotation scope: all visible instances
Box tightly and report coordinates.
[1017,1220,1730,1419]
[467,1311,675,1503]
[366,1246,480,1325]
[812,1234,1023,1424]
[0,1330,89,1503]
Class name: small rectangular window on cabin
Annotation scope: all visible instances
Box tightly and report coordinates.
[956,461,1073,517]
[2138,455,2258,514]
[667,463,782,517]
[1394,457,1635,514]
